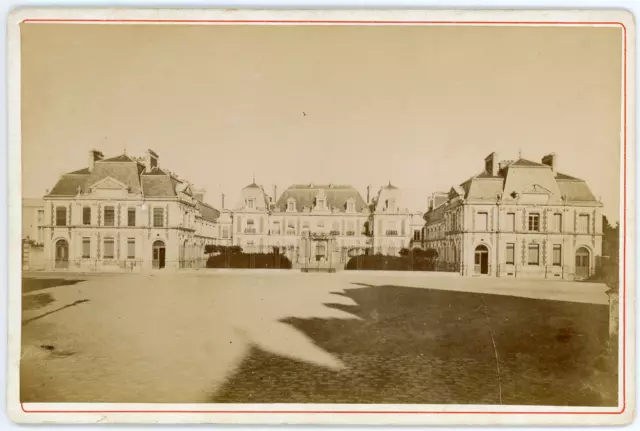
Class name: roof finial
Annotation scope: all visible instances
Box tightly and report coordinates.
[123,143,127,155]
[518,148,522,159]
[388,180,392,187]
[252,173,255,184]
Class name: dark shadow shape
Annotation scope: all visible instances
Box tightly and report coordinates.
[22,278,85,294]
[22,299,90,326]
[213,283,616,407]
[22,293,54,311]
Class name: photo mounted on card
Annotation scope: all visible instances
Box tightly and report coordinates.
[6,8,635,426]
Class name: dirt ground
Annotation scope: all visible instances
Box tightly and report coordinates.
[20,271,617,406]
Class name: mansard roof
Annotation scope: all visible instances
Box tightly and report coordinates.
[430,155,599,210]
[47,152,219,219]
[274,184,367,213]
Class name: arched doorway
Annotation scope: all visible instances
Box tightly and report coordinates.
[55,239,69,269]
[474,244,489,275]
[575,247,590,279]
[315,241,327,262]
[152,240,166,269]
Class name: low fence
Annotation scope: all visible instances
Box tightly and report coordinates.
[206,253,292,269]
[345,255,460,272]
[34,258,210,272]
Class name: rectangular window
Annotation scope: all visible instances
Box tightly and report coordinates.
[578,214,590,233]
[317,220,324,228]
[247,199,255,209]
[303,221,310,229]
[413,230,421,241]
[153,208,164,227]
[55,207,67,226]
[506,213,515,232]
[506,243,515,265]
[554,213,562,232]
[128,208,136,227]
[127,238,135,259]
[528,213,540,232]
[236,216,242,233]
[553,244,562,266]
[222,227,229,239]
[103,237,115,259]
[83,207,91,225]
[104,206,115,226]
[82,237,90,258]
[477,212,488,231]
[37,210,44,225]
[528,243,540,265]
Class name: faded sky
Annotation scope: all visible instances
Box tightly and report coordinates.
[21,24,623,220]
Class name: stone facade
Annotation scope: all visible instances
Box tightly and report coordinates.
[424,152,603,279]
[42,150,222,272]
[231,182,415,266]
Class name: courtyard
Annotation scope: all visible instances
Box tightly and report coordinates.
[20,271,617,406]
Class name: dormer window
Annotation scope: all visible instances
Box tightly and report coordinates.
[316,198,326,210]
[287,198,296,212]
[346,198,356,213]
[246,198,255,210]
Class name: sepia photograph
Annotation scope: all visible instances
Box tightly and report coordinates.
[7,8,634,426]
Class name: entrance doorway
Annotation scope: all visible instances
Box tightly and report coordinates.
[575,247,590,279]
[474,245,489,275]
[315,242,327,262]
[152,240,166,269]
[55,239,69,269]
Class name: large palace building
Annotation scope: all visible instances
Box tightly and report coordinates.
[423,152,603,279]
[42,149,222,271]
[231,182,418,266]
[38,148,605,278]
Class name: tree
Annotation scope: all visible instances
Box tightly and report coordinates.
[398,248,411,257]
[600,215,620,292]
[602,215,619,260]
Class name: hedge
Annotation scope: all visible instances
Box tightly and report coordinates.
[206,253,292,269]
[345,255,436,271]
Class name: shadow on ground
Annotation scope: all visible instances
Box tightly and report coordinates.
[213,284,617,406]
[23,278,85,294]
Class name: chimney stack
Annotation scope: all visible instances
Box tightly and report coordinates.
[221,193,225,210]
[88,149,104,172]
[273,185,277,202]
[541,153,557,173]
[366,185,370,204]
[145,149,159,172]
[484,152,498,176]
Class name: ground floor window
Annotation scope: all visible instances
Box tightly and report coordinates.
[104,237,115,259]
[553,244,562,266]
[506,243,515,265]
[528,243,540,265]
[127,238,135,259]
[82,237,90,258]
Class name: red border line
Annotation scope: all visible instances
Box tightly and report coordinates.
[17,19,628,417]
[21,19,627,26]
[19,405,625,415]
